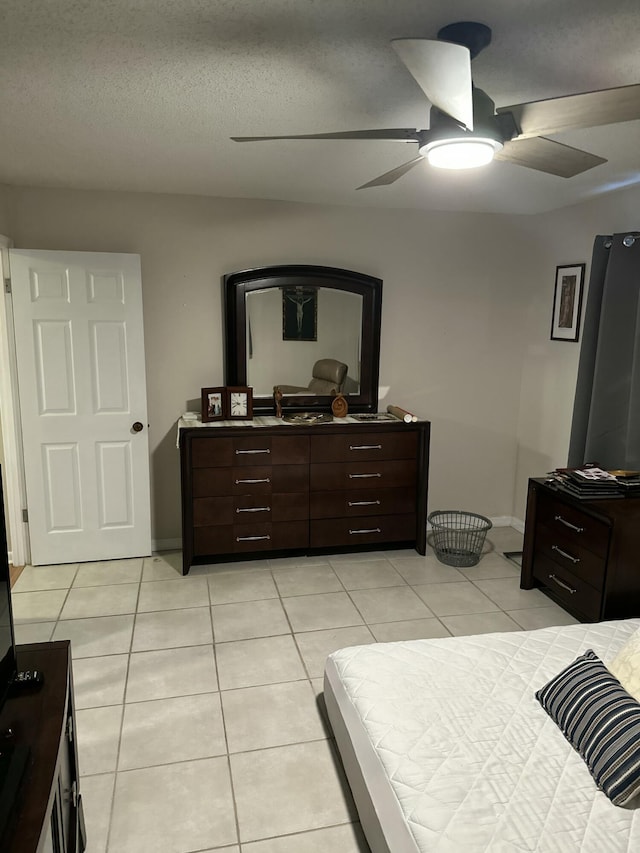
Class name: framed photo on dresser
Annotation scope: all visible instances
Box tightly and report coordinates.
[201,387,225,422]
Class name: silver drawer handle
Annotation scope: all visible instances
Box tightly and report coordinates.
[236,535,271,542]
[236,448,270,455]
[236,506,270,513]
[349,527,381,535]
[235,478,271,484]
[551,544,580,564]
[348,500,381,507]
[348,473,381,479]
[350,444,382,451]
[548,573,577,594]
[554,514,584,533]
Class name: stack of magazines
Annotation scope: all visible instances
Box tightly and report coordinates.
[547,466,640,500]
[611,470,640,495]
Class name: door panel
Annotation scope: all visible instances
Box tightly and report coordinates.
[35,321,76,413]
[42,443,82,531]
[96,441,134,527]
[91,322,129,412]
[10,250,151,565]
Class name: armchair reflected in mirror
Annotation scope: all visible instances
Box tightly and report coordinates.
[224,265,382,414]
[278,358,348,395]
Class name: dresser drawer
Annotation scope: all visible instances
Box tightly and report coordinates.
[310,487,415,519]
[194,521,308,555]
[310,460,416,492]
[193,496,234,527]
[233,435,309,466]
[310,513,415,548]
[195,494,296,526]
[535,523,606,590]
[192,435,309,468]
[310,431,417,463]
[193,464,308,497]
[192,437,234,468]
[194,525,235,555]
[532,552,601,621]
[536,492,610,558]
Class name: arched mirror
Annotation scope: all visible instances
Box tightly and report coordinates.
[224,265,382,414]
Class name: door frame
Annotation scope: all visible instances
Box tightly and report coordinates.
[0,237,30,566]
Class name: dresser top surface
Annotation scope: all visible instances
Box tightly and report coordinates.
[178,415,430,447]
[531,477,640,522]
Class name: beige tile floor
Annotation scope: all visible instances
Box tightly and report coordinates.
[11,527,578,853]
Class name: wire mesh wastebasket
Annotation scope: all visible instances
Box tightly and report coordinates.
[428,510,493,567]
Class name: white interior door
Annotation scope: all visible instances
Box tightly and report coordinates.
[10,250,151,565]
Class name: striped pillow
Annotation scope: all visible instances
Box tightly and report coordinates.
[536,649,640,806]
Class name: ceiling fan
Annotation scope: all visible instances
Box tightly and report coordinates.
[231,21,640,189]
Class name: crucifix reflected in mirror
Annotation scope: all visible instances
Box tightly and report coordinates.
[282,286,317,341]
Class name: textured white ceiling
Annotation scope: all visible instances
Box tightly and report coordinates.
[1,0,639,214]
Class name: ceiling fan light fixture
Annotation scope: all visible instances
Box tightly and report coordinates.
[421,137,503,169]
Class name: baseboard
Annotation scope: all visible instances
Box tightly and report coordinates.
[489,516,513,528]
[489,515,525,533]
[427,515,525,532]
[509,517,525,534]
[152,538,182,552]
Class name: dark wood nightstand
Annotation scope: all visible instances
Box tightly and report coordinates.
[521,478,640,622]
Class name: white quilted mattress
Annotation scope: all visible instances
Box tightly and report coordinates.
[324,618,640,853]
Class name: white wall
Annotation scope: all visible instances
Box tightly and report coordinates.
[4,181,636,542]
[5,186,537,541]
[514,183,640,519]
[0,187,12,235]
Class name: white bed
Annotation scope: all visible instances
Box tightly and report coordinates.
[324,618,640,853]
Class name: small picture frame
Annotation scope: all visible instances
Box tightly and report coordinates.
[226,386,253,420]
[201,387,225,422]
[550,263,585,342]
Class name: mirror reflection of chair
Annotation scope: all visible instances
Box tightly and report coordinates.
[279,358,348,395]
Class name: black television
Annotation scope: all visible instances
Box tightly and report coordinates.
[0,465,18,712]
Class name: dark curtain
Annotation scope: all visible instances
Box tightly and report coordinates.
[568,232,640,469]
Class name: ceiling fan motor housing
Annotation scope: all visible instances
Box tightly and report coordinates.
[436,22,492,59]
[424,88,504,147]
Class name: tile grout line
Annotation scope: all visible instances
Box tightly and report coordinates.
[102,558,144,853]
[208,576,244,853]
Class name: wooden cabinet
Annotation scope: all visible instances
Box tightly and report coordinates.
[521,478,640,621]
[309,430,419,549]
[0,642,85,853]
[188,433,310,562]
[180,420,430,574]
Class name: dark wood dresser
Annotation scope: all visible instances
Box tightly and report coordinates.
[521,478,640,622]
[180,419,430,574]
[0,642,85,853]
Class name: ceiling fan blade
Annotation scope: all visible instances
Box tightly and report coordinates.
[495,136,607,178]
[498,84,640,139]
[391,39,473,130]
[231,129,420,142]
[356,156,424,190]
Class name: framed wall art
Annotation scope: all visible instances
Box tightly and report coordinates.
[282,286,317,341]
[201,387,225,422]
[550,263,585,342]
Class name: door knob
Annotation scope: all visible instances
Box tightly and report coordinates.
[132,421,144,432]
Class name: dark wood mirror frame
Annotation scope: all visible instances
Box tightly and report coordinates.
[224,264,382,414]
